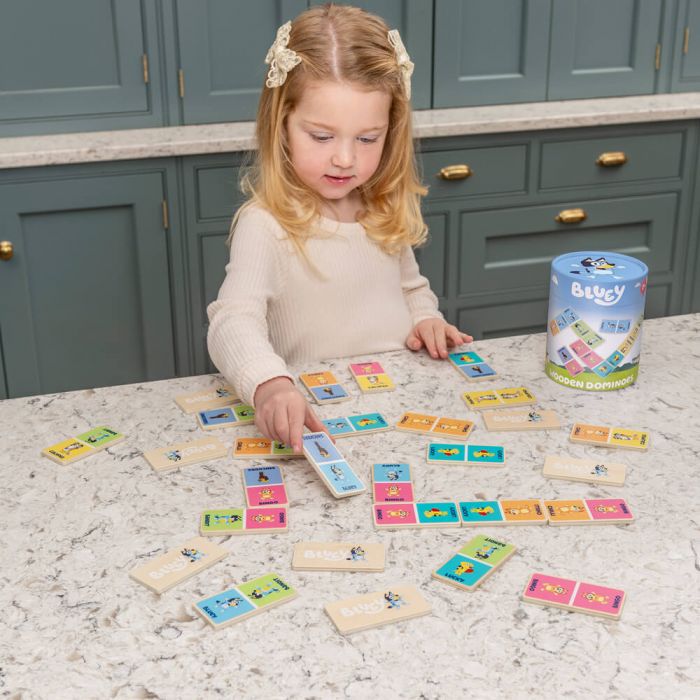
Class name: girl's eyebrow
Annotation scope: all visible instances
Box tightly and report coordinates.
[302,119,388,131]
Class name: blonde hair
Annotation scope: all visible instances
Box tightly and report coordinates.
[231,3,428,255]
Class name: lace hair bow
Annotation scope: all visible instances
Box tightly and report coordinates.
[265,21,302,88]
[388,29,414,99]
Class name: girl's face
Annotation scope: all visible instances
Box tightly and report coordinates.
[286,80,391,219]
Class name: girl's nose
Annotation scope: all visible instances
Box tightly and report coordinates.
[331,143,355,169]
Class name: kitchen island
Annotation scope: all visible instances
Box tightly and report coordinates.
[1,314,698,699]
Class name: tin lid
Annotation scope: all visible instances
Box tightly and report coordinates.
[551,251,648,283]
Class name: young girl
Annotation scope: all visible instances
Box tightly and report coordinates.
[207,4,472,452]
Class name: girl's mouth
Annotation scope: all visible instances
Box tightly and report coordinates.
[324,175,353,185]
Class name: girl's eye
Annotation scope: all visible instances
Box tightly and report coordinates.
[310,133,332,142]
[359,136,378,144]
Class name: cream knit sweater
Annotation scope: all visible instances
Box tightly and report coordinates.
[207,205,443,405]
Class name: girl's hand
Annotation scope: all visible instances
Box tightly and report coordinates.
[253,376,328,452]
[405,318,473,359]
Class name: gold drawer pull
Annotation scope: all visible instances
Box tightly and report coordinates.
[0,240,14,261]
[596,151,628,167]
[555,208,587,224]
[438,164,473,180]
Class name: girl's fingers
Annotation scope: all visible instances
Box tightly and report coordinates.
[287,403,305,453]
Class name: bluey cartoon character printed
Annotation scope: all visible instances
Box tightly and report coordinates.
[384,592,406,609]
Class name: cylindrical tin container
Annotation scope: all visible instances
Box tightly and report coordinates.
[545,251,648,391]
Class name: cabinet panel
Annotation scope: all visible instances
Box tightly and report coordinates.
[417,212,448,300]
[671,0,700,92]
[183,155,247,374]
[539,130,685,190]
[457,193,678,298]
[433,0,550,108]
[548,0,663,99]
[0,172,175,397]
[0,0,163,136]
[421,145,529,200]
[176,0,306,124]
[457,297,548,340]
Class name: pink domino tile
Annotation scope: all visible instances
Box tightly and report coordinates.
[373,482,414,503]
[586,498,633,521]
[522,573,576,606]
[244,507,286,530]
[373,502,417,526]
[570,339,590,358]
[571,581,625,618]
[580,351,603,368]
[349,361,384,376]
[246,484,288,507]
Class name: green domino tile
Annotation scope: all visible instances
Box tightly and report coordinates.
[238,573,297,608]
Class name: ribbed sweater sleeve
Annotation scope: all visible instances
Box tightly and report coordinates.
[400,245,444,325]
[206,209,294,406]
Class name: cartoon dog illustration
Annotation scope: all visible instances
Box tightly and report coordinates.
[213,513,241,526]
[475,545,497,560]
[347,546,366,561]
[423,508,447,518]
[216,596,242,609]
[455,561,474,575]
[330,465,345,480]
[250,585,279,599]
[384,592,406,609]
[181,548,203,562]
[387,509,409,518]
[386,470,400,481]
[580,256,615,275]
[583,591,609,604]
[253,513,275,523]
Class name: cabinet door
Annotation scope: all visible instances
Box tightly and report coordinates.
[671,0,700,92]
[433,0,550,108]
[182,154,247,374]
[309,0,432,109]
[0,0,163,136]
[175,0,306,124]
[0,171,176,398]
[548,0,663,99]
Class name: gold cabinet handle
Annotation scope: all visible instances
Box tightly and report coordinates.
[0,241,13,261]
[555,208,587,224]
[596,151,627,167]
[437,164,472,180]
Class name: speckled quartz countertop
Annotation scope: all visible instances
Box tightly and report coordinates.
[1,93,699,169]
[1,314,699,699]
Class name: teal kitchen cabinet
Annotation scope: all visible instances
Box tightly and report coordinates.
[432,0,551,108]
[418,121,697,339]
[670,0,700,92]
[172,0,306,124]
[0,0,164,137]
[548,0,664,100]
[181,153,246,374]
[0,161,187,398]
